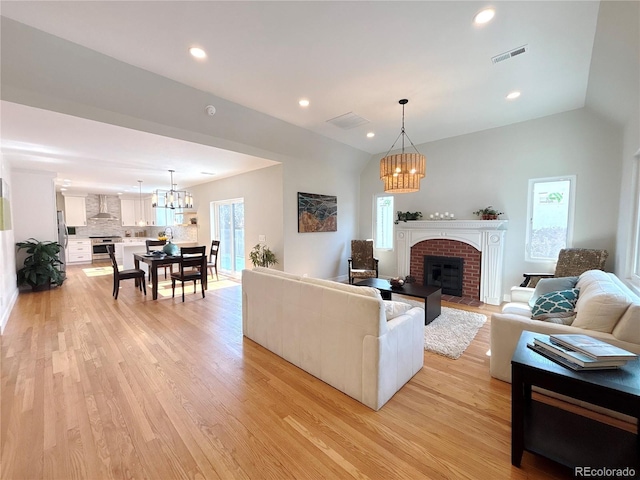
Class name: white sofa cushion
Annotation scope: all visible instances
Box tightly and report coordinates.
[300,276,383,300]
[383,300,413,320]
[572,270,632,333]
[252,266,302,281]
[612,303,640,344]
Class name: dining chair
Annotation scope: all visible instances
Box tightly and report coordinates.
[170,246,207,302]
[107,244,146,300]
[145,239,172,278]
[207,240,220,282]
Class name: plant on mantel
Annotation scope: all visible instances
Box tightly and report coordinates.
[472,206,504,220]
[394,211,423,224]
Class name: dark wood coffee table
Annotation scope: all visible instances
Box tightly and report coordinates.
[354,278,441,325]
[511,331,639,471]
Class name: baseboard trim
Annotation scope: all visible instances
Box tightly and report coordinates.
[1,287,19,335]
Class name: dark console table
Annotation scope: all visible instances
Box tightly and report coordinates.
[511,331,639,471]
[354,278,441,325]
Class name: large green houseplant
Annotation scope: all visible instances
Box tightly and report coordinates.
[16,238,65,291]
[249,244,278,268]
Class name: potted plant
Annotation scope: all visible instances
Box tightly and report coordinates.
[395,211,423,224]
[16,238,65,291]
[249,244,278,268]
[472,206,504,220]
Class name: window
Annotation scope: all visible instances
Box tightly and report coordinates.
[211,198,245,276]
[374,195,394,249]
[526,176,576,262]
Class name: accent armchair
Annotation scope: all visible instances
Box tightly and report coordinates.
[519,248,609,287]
[348,240,379,284]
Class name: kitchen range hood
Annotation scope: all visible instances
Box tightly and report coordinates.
[91,195,116,219]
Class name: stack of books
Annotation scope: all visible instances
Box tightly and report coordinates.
[528,334,638,371]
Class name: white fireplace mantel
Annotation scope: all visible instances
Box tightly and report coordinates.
[395,220,508,305]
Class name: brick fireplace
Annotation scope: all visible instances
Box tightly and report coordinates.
[395,220,507,305]
[412,240,481,298]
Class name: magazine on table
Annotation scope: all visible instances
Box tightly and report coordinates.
[549,334,638,362]
[533,336,628,368]
[527,343,623,371]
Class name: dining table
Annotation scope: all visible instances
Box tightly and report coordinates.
[133,253,208,300]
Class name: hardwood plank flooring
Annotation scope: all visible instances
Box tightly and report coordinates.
[2,264,580,479]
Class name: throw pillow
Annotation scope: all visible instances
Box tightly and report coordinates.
[531,288,580,320]
[528,276,579,308]
[383,301,412,321]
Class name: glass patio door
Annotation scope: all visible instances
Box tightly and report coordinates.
[211,198,245,276]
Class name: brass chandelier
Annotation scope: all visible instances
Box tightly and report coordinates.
[151,170,193,210]
[380,99,426,193]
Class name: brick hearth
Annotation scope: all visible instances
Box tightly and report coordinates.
[410,239,481,300]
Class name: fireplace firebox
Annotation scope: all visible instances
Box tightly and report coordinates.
[424,255,464,297]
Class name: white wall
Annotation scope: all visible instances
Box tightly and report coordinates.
[0,156,18,333]
[11,169,58,249]
[359,108,623,299]
[191,164,284,272]
[584,0,640,280]
[191,159,363,280]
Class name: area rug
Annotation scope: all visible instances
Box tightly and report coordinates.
[392,295,487,359]
[423,307,487,359]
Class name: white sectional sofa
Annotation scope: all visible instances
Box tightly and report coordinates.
[491,269,640,382]
[242,267,425,410]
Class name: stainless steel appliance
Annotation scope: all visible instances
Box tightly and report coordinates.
[57,211,68,276]
[90,236,123,261]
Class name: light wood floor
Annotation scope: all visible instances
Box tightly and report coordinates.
[2,264,578,479]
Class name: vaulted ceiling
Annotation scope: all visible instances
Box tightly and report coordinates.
[1,1,603,194]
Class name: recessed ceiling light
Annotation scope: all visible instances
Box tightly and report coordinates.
[366,132,375,138]
[189,47,207,59]
[117,192,123,195]
[60,188,67,191]
[474,8,495,24]
[506,91,521,100]
[299,99,310,107]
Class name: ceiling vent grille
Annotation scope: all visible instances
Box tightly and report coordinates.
[326,112,370,130]
[492,44,529,64]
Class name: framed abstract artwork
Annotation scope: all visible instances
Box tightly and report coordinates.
[297,192,337,233]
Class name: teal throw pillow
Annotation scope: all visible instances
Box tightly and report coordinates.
[531,288,580,321]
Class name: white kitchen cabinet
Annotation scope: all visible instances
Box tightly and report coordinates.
[120,198,137,226]
[64,196,87,226]
[66,239,91,264]
[143,197,155,226]
[121,197,155,226]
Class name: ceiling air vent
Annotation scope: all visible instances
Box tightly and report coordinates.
[326,112,370,130]
[492,44,529,65]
